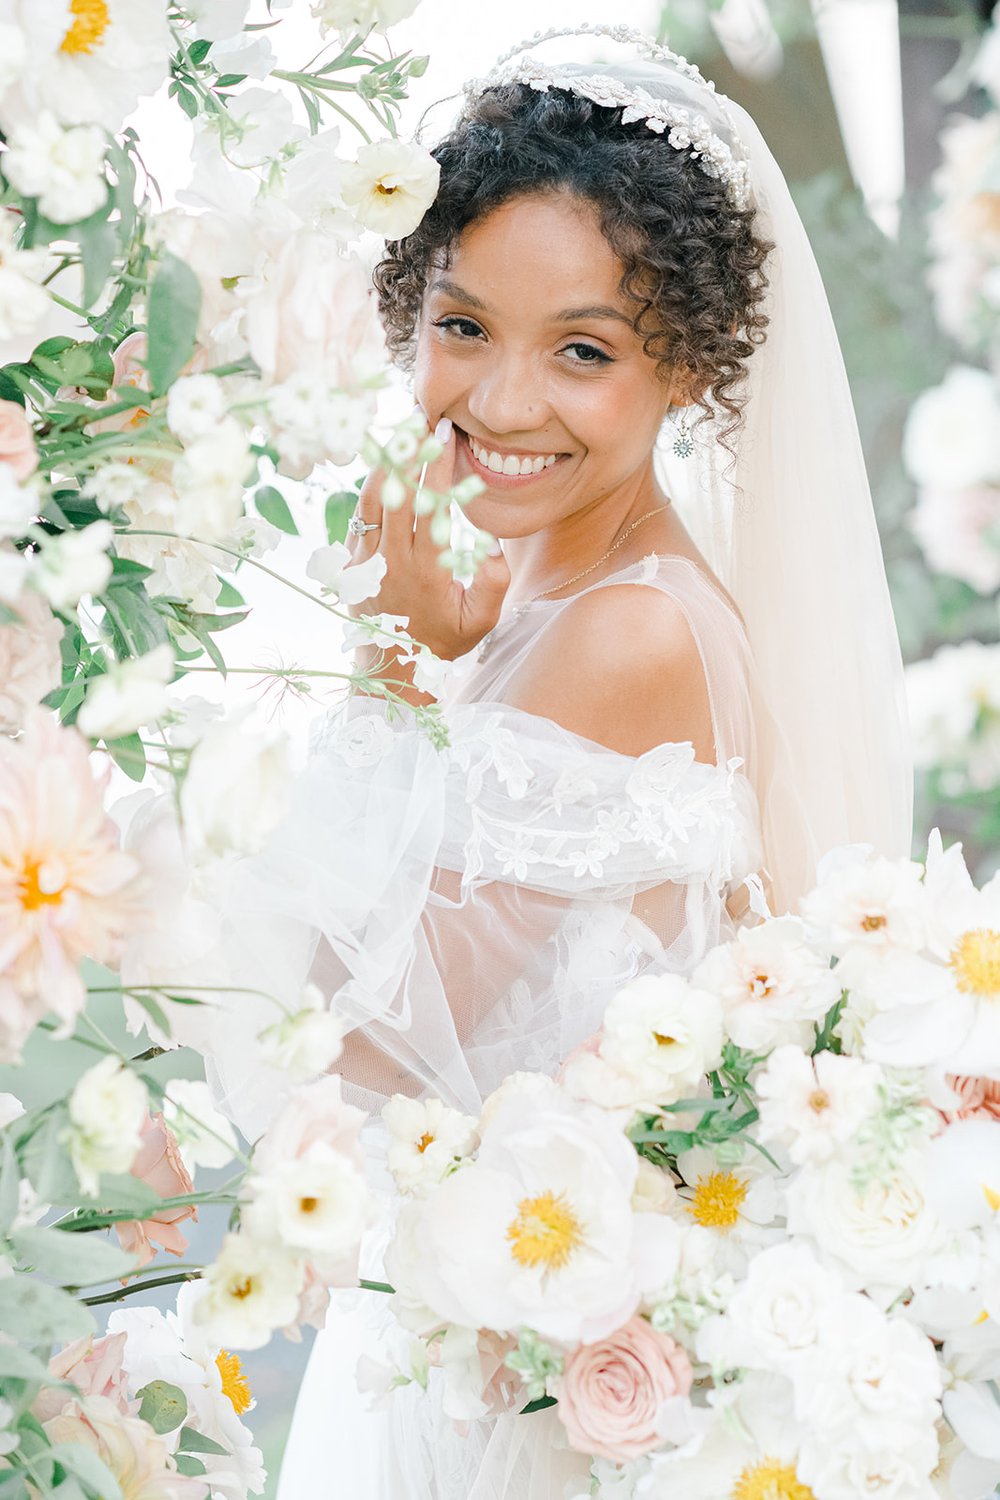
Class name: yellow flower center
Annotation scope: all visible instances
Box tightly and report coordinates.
[416,1132,435,1153]
[18,858,65,911]
[507,1190,583,1271]
[216,1350,252,1416]
[299,1196,318,1214]
[983,1183,1000,1213]
[808,1089,830,1113]
[732,1458,816,1500]
[748,971,774,1000]
[60,0,110,55]
[688,1170,747,1232]
[375,181,398,197]
[230,1275,254,1301]
[860,913,887,932]
[652,1031,677,1047]
[951,929,1000,998]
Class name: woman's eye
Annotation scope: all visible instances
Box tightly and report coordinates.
[434,316,485,340]
[562,342,613,365]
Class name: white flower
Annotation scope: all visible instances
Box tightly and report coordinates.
[801,847,928,959]
[906,642,1000,795]
[674,1144,783,1272]
[0,25,27,97]
[66,1056,148,1197]
[383,1094,478,1194]
[799,1433,941,1500]
[326,711,395,768]
[180,710,291,860]
[242,1145,373,1263]
[195,1232,305,1351]
[0,212,51,343]
[925,1118,1000,1232]
[903,366,1000,489]
[756,1045,881,1164]
[0,585,62,735]
[306,540,386,606]
[909,483,1000,596]
[632,1158,678,1215]
[697,1241,844,1375]
[76,643,175,740]
[598,971,724,1107]
[222,87,304,169]
[186,0,252,42]
[692,914,840,1052]
[0,462,39,540]
[257,983,345,1082]
[166,374,228,444]
[2,111,107,224]
[174,416,252,543]
[311,0,420,37]
[342,139,440,238]
[163,1079,238,1173]
[0,0,172,134]
[31,519,113,611]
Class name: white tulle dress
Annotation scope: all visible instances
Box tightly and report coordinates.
[216,552,769,1500]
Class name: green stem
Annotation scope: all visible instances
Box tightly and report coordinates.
[82,1269,202,1306]
[359,1278,394,1295]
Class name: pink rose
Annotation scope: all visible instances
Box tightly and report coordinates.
[557,1317,693,1463]
[253,1073,366,1173]
[33,1331,129,1423]
[0,398,38,480]
[43,1395,207,1499]
[941,1074,1000,1125]
[116,1112,197,1267]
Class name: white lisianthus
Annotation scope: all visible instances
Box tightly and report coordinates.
[66,1056,148,1197]
[257,983,345,1082]
[311,0,420,37]
[163,1079,238,1173]
[596,971,724,1107]
[174,416,253,543]
[342,138,440,238]
[0,463,40,540]
[195,1232,305,1351]
[167,374,228,444]
[2,112,107,224]
[31,518,113,610]
[306,540,387,606]
[76,643,175,740]
[755,1045,881,1164]
[180,710,291,860]
[383,1094,478,1195]
[692,914,839,1052]
[696,1241,844,1375]
[903,366,1000,489]
[242,1145,373,1263]
[0,213,51,343]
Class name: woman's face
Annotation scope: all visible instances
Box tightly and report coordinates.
[413,190,678,538]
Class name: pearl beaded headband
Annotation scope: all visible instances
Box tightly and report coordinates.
[465,24,754,212]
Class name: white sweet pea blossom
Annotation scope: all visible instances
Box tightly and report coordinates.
[195,1232,305,1351]
[306,540,386,606]
[0,213,51,343]
[163,1079,238,1173]
[180,710,292,860]
[76,643,175,740]
[31,518,113,610]
[223,87,305,169]
[903,366,1000,489]
[257,983,345,1082]
[383,1095,478,1195]
[242,1145,373,1263]
[755,1045,881,1164]
[174,416,253,543]
[66,1056,148,1197]
[2,112,107,224]
[692,914,839,1052]
[342,139,441,238]
[166,374,228,443]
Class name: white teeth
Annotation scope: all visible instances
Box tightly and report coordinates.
[487,451,504,473]
[468,434,559,474]
[531,456,544,474]
[544,455,556,467]
[502,454,520,476]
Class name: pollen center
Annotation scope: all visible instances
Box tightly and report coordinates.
[950,928,1000,998]
[688,1170,747,1232]
[60,0,110,54]
[808,1089,830,1113]
[375,182,399,197]
[299,1196,319,1214]
[18,858,66,911]
[860,913,887,932]
[507,1189,583,1270]
[732,1458,816,1500]
[748,972,774,999]
[652,1031,677,1047]
[416,1132,435,1154]
[216,1350,252,1415]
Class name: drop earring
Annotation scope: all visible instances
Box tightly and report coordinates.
[671,408,694,459]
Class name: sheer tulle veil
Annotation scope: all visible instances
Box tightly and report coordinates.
[470,26,914,914]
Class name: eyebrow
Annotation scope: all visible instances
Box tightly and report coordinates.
[431,277,633,327]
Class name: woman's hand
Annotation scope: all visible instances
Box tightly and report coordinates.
[345,417,511,661]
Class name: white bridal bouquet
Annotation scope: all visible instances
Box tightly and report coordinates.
[370,837,1000,1499]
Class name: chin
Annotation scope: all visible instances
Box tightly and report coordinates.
[461,497,547,539]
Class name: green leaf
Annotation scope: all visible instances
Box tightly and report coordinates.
[127,989,172,1042]
[104,732,146,782]
[0,1344,53,1382]
[147,253,202,396]
[177,1426,229,1456]
[0,1130,18,1235]
[11,1226,139,1287]
[80,1174,162,1216]
[214,73,247,88]
[0,1278,94,1343]
[79,213,116,310]
[187,38,212,64]
[254,485,298,535]
[19,1107,80,1205]
[520,1395,557,1414]
[324,491,356,544]
[215,578,245,607]
[136,1380,188,1435]
[174,1455,207,1477]
[174,84,200,120]
[48,1442,124,1500]
[0,1473,31,1499]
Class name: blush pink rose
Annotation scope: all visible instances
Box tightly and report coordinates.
[941,1074,1000,1124]
[557,1317,693,1463]
[0,399,38,480]
[116,1112,197,1267]
[253,1073,366,1174]
[33,1331,130,1423]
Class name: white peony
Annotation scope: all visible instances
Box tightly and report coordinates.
[342,138,440,238]
[242,1145,373,1263]
[800,847,928,959]
[66,1056,148,1197]
[31,518,113,611]
[166,374,228,444]
[76,643,175,740]
[691,914,839,1052]
[903,366,1000,489]
[382,1094,479,1195]
[755,1044,881,1164]
[195,1232,305,1351]
[163,1079,238,1173]
[2,111,107,224]
[306,540,387,607]
[257,983,345,1082]
[180,710,292,860]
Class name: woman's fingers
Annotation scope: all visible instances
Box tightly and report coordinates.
[347,471,385,561]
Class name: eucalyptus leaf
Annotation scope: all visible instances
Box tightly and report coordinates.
[19,1107,80,1205]
[175,1455,207,1477]
[177,1426,229,1456]
[136,1380,188,1435]
[147,253,202,396]
[0,1278,94,1343]
[11,1226,139,1287]
[0,1345,53,1382]
[79,214,116,310]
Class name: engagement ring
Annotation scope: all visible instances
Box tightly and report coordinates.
[348,515,381,536]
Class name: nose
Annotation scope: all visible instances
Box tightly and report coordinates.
[465,350,549,438]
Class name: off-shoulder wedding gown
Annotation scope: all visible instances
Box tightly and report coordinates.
[216,552,768,1500]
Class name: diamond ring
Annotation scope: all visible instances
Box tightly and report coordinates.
[348,515,381,536]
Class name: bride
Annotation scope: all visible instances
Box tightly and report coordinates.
[211,25,913,1499]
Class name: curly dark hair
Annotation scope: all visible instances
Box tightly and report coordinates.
[373,82,774,446]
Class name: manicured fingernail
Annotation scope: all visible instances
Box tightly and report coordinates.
[434,417,453,443]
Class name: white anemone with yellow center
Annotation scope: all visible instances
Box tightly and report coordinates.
[675,1144,784,1276]
[0,0,172,134]
[389,1086,679,1345]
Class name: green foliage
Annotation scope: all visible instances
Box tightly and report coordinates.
[136,1381,188,1435]
[146,254,202,395]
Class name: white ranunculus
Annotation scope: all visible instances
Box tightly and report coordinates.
[174,415,253,543]
[0,462,40,540]
[76,643,175,740]
[383,1094,479,1195]
[306,540,387,607]
[342,138,440,238]
[31,518,113,610]
[692,914,839,1052]
[66,1056,148,1197]
[242,1145,373,1262]
[257,983,345,1082]
[697,1241,845,1377]
[2,112,107,224]
[163,1079,238,1173]
[755,1045,881,1165]
[903,366,1000,489]
[180,710,292,860]
[195,1232,305,1351]
[597,971,724,1107]
[166,374,228,444]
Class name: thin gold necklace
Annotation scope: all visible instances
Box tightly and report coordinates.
[528,503,668,602]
